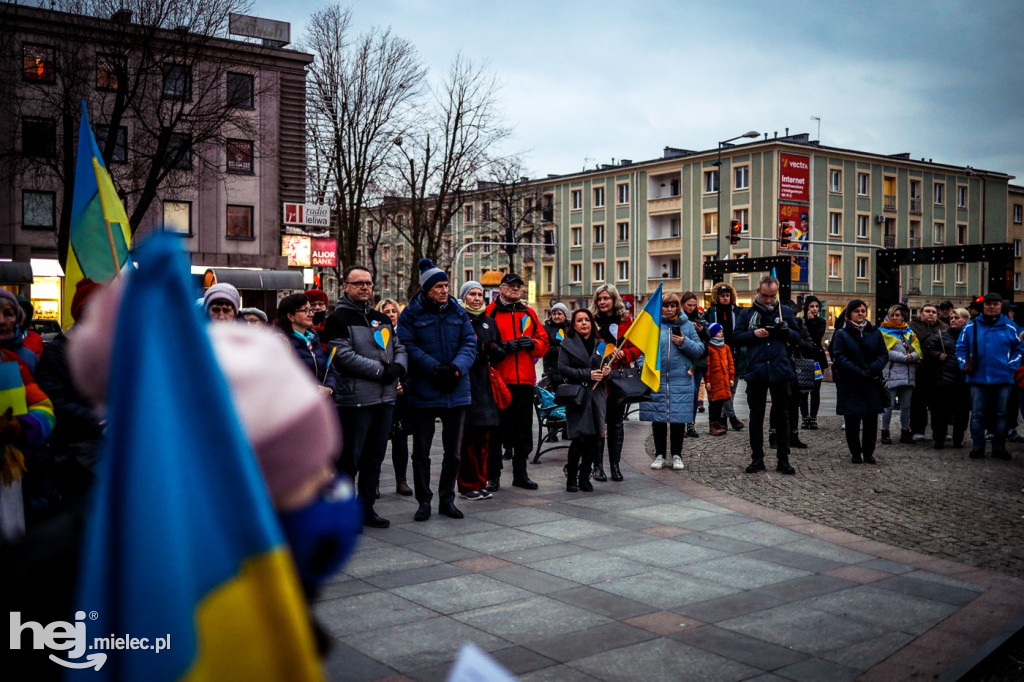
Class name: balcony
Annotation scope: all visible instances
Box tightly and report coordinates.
[647,196,681,215]
[908,278,922,295]
[883,235,896,248]
[648,236,682,254]
[884,195,897,212]
[909,197,922,214]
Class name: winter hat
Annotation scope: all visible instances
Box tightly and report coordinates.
[0,288,25,327]
[204,282,240,312]
[418,258,448,292]
[70,278,103,321]
[802,295,821,315]
[305,289,328,305]
[239,307,268,323]
[708,323,723,337]
[551,302,569,317]
[459,281,483,300]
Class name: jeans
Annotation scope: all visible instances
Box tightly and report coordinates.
[800,379,821,419]
[651,422,685,457]
[411,407,466,507]
[746,380,791,458]
[691,368,707,421]
[337,404,394,510]
[969,383,1012,449]
[882,385,913,431]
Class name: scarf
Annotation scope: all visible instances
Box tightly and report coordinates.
[292,328,316,352]
[710,337,725,348]
[746,299,781,330]
[461,301,486,316]
[879,320,921,355]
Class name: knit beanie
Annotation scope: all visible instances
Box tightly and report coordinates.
[305,289,328,305]
[0,288,25,327]
[204,282,240,312]
[459,281,483,300]
[70,278,103,321]
[418,258,448,292]
[708,323,723,337]
[239,307,268,323]
[551,302,569,317]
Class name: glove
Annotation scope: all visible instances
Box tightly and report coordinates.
[518,336,535,352]
[381,363,405,383]
[503,340,520,354]
[0,408,22,440]
[488,342,507,363]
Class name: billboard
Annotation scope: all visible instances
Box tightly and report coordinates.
[779,204,809,284]
[282,235,311,267]
[311,238,337,267]
[779,153,810,202]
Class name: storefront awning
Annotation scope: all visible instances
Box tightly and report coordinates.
[203,268,304,291]
[479,271,504,286]
[0,262,33,284]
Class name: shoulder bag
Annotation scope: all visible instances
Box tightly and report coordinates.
[488,367,512,409]
[792,355,817,393]
[607,366,653,404]
[554,382,586,407]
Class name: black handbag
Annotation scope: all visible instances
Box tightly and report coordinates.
[554,382,586,407]
[792,357,816,393]
[607,367,653,404]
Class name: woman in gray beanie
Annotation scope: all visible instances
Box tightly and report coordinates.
[203,283,241,323]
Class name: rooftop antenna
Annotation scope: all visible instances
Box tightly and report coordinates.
[811,116,821,142]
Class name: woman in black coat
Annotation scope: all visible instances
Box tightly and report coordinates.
[800,295,829,429]
[832,299,888,464]
[557,309,610,492]
[926,308,970,448]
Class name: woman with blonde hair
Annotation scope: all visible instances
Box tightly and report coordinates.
[376,298,412,496]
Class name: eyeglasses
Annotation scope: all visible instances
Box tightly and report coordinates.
[296,307,312,314]
[345,281,374,288]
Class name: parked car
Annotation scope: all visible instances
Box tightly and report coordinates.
[31,319,62,343]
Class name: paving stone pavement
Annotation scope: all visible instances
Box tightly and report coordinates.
[314,383,1024,681]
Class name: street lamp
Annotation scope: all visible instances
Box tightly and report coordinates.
[715,131,761,259]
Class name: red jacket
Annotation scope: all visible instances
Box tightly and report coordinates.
[595,314,640,369]
[706,342,735,401]
[486,299,549,386]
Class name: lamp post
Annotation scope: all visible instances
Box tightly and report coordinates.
[715,131,761,259]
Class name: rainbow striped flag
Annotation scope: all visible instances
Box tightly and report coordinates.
[61,101,131,328]
[70,236,321,681]
[623,283,664,391]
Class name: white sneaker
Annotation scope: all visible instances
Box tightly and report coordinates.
[651,455,665,470]
[912,433,925,442]
[672,455,685,470]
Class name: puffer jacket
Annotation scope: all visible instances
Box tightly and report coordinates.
[466,310,506,427]
[487,298,549,386]
[955,314,1022,385]
[880,324,919,388]
[734,303,801,384]
[705,341,735,401]
[324,294,407,407]
[285,327,338,392]
[398,293,476,409]
[638,315,704,423]
[925,325,964,387]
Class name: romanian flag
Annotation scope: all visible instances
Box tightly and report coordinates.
[61,101,132,329]
[879,325,922,358]
[623,283,664,391]
[71,236,321,681]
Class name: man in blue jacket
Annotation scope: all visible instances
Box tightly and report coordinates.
[734,276,801,475]
[955,292,1022,460]
[398,259,477,521]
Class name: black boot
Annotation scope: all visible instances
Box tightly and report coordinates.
[776,456,796,475]
[933,436,946,450]
[790,432,808,448]
[578,453,594,492]
[850,451,863,463]
[899,428,915,444]
[800,418,810,430]
[745,456,766,473]
[808,417,819,430]
[729,417,745,431]
[686,423,700,439]
[768,429,777,449]
[591,439,607,482]
[608,421,625,481]
[565,444,579,492]
[880,429,892,445]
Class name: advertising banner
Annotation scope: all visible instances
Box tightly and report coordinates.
[311,238,337,267]
[282,235,311,267]
[779,153,810,202]
[779,204,809,285]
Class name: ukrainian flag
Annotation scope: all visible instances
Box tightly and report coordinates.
[61,101,131,329]
[879,326,922,358]
[71,236,321,681]
[623,283,664,391]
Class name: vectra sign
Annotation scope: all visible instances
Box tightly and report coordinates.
[779,153,810,202]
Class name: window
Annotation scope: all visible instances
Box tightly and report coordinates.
[226,205,253,239]
[828,212,841,237]
[383,274,391,290]
[162,63,192,101]
[659,259,680,279]
[571,226,582,247]
[593,186,605,208]
[616,222,629,243]
[703,212,718,236]
[617,183,629,204]
[856,256,868,279]
[94,125,128,163]
[543,265,553,293]
[828,254,841,278]
[829,168,842,193]
[856,172,869,196]
[22,191,55,230]
[856,214,869,239]
[571,263,582,283]
[464,204,473,223]
[162,200,192,235]
[957,224,967,245]
[934,182,944,205]
[23,43,54,83]
[22,118,56,157]
[932,264,943,283]
[1016,239,1022,258]
[1016,272,1022,292]
[703,170,718,194]
[542,194,554,221]
[956,263,967,284]
[166,132,192,170]
[734,166,749,190]
[96,54,125,91]
[593,224,605,245]
[933,222,944,244]
[481,202,490,221]
[617,260,629,281]
[593,262,605,282]
[1014,204,1022,224]
[226,139,254,174]
[395,244,404,262]
[571,190,582,210]
[669,216,680,238]
[226,72,254,109]
[956,185,967,208]
[733,209,749,233]
[382,245,390,262]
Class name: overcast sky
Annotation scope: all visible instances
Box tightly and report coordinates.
[251,0,1024,183]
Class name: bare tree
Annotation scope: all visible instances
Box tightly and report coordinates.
[389,53,511,299]
[302,4,425,272]
[480,157,541,270]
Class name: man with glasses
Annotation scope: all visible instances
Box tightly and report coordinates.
[486,272,549,490]
[323,265,407,528]
[734,276,801,475]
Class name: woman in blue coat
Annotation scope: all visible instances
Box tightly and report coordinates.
[277,293,337,395]
[832,299,888,464]
[638,292,705,471]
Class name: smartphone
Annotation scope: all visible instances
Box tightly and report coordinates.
[672,325,681,336]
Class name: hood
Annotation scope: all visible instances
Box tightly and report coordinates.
[712,282,738,307]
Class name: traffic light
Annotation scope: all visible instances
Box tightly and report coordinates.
[729,220,741,245]
[780,222,792,247]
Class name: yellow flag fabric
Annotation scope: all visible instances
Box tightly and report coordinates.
[623,284,663,391]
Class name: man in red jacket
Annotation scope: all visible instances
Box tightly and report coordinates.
[486,273,549,490]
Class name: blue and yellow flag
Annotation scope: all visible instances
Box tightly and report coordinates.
[62,101,132,329]
[879,325,922,358]
[623,283,664,391]
[71,236,321,681]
